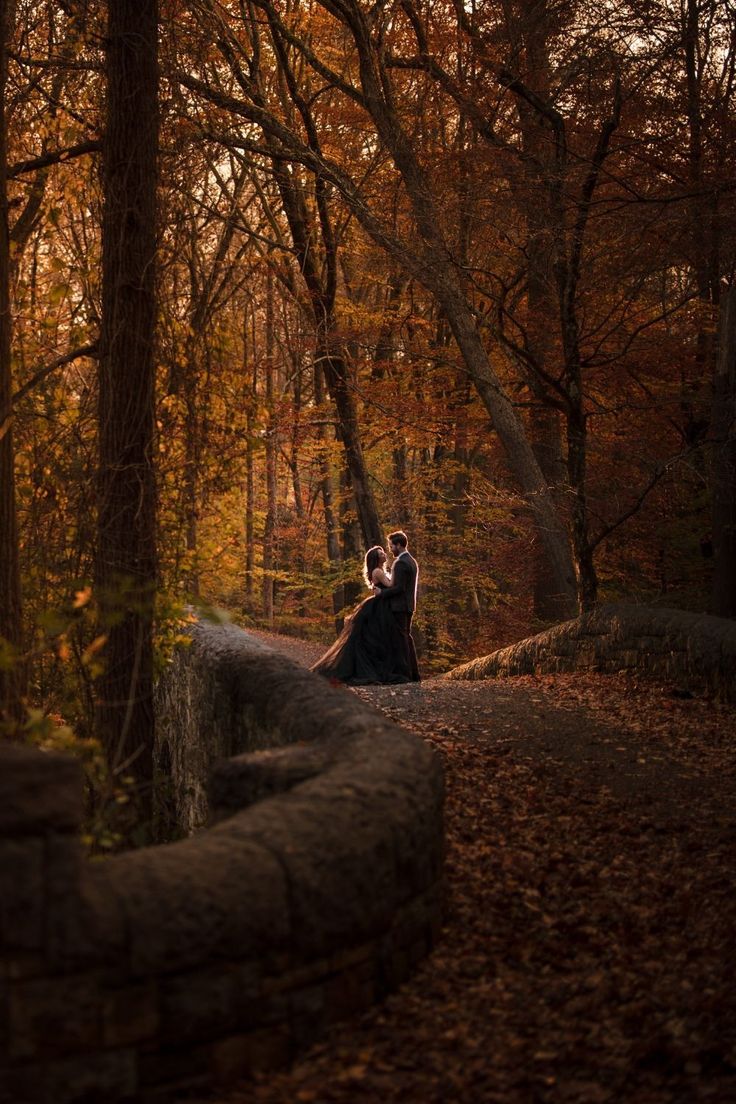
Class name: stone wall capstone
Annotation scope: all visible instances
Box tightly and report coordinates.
[447,603,736,699]
[1,621,444,1103]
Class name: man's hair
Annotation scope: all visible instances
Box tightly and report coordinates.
[388,530,408,548]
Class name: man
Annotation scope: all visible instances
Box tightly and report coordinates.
[375,530,420,682]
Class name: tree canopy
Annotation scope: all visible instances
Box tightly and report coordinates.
[1,0,734,787]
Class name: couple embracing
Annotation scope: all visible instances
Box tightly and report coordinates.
[312,531,420,686]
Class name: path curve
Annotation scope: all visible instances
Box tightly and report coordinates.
[215,628,736,1104]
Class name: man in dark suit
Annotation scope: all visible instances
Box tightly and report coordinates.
[375,530,420,682]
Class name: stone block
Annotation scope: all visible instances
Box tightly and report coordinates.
[110,834,290,975]
[4,952,46,980]
[160,960,287,1046]
[0,839,43,950]
[103,980,159,1047]
[209,743,334,818]
[8,973,102,1059]
[327,943,374,974]
[0,1062,45,1104]
[138,1040,210,1089]
[46,862,127,973]
[387,888,440,953]
[377,944,410,992]
[325,965,376,1022]
[289,984,327,1048]
[260,956,331,996]
[223,793,398,959]
[44,1048,137,1104]
[210,1024,292,1081]
[0,745,83,835]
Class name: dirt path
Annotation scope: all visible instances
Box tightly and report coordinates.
[215,629,736,1104]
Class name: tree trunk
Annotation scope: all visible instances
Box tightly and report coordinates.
[517,39,572,621]
[270,143,383,551]
[0,0,24,729]
[712,283,736,617]
[314,359,342,627]
[566,403,598,612]
[438,277,577,613]
[682,0,717,449]
[96,0,158,805]
[289,343,305,520]
[318,343,382,549]
[529,405,569,619]
[262,268,276,626]
[183,336,201,597]
[523,214,569,619]
[340,466,363,615]
[244,312,256,601]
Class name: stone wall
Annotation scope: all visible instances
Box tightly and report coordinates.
[0,622,444,1103]
[448,603,736,699]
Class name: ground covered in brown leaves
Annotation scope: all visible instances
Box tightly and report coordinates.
[217,632,736,1104]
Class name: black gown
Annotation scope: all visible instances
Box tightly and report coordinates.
[311,581,414,685]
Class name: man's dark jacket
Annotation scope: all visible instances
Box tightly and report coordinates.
[378,551,418,614]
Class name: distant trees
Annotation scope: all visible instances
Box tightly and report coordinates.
[0,0,734,761]
[171,0,735,616]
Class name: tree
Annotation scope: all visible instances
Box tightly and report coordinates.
[0,0,24,728]
[712,283,736,616]
[95,0,159,807]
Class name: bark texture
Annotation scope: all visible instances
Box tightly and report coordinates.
[95,0,159,796]
[0,0,24,727]
[712,284,736,617]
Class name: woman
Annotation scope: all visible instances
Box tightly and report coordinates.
[311,546,413,685]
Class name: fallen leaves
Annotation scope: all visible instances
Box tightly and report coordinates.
[214,660,736,1104]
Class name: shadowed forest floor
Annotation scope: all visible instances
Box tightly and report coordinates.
[210,630,736,1104]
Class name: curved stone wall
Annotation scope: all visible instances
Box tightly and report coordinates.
[0,623,444,1104]
[448,602,736,699]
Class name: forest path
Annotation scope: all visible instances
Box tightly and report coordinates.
[214,628,736,1104]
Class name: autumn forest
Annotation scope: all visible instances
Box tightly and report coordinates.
[1,0,735,788]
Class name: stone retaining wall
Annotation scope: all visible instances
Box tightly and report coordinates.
[448,603,736,699]
[0,622,444,1103]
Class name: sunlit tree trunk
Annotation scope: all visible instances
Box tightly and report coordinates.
[319,343,382,548]
[314,359,343,628]
[340,467,363,616]
[0,0,24,729]
[273,156,383,549]
[183,332,201,597]
[372,270,405,382]
[244,307,256,601]
[96,0,158,805]
[262,267,276,626]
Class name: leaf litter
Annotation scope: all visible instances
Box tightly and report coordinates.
[213,648,736,1104]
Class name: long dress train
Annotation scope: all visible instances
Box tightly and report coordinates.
[311,583,414,685]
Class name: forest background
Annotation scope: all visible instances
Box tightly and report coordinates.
[0,0,734,830]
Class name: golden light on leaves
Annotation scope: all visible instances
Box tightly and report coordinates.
[73,586,93,609]
[82,634,107,666]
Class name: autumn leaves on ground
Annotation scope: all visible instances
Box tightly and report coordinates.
[219,635,736,1104]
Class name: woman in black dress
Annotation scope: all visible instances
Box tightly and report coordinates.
[311,546,413,685]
